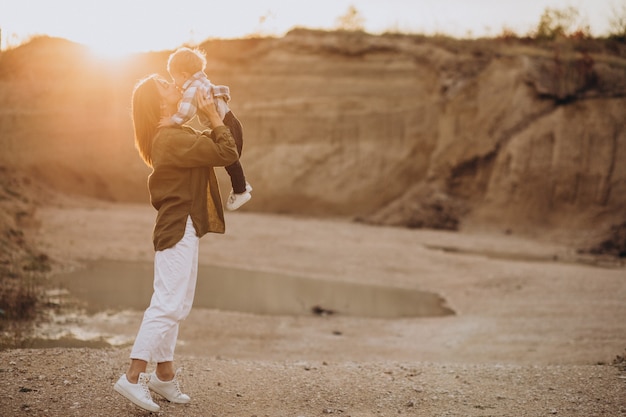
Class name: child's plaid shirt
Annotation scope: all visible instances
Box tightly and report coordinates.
[170,71,231,128]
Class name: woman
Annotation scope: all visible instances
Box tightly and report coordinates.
[113,74,239,412]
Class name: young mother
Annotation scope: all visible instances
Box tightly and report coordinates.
[113,74,239,412]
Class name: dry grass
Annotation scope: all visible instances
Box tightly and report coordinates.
[0,169,51,349]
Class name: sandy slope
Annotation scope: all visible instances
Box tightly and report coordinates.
[1,197,625,416]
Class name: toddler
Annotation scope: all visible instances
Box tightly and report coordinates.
[160,47,251,210]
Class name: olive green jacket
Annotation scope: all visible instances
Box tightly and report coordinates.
[148,125,239,251]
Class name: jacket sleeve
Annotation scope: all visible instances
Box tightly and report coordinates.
[152,125,239,169]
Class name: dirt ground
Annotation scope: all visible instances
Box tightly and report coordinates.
[1,196,625,416]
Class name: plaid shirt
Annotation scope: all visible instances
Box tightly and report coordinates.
[171,71,231,127]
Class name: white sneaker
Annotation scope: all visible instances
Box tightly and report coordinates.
[226,182,253,211]
[148,368,191,404]
[114,373,160,412]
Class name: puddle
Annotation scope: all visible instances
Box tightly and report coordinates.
[31,260,454,349]
[50,260,454,318]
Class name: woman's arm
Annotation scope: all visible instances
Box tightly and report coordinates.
[150,91,238,169]
[152,125,238,169]
[196,91,225,129]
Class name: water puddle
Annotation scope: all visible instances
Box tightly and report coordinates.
[30,260,453,349]
[49,260,454,318]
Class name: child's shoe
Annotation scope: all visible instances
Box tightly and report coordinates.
[226,182,252,211]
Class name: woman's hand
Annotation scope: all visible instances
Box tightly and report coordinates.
[158,116,175,128]
[196,91,224,128]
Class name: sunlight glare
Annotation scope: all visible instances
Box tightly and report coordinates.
[82,29,190,62]
[86,40,136,61]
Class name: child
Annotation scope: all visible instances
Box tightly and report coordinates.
[160,47,252,211]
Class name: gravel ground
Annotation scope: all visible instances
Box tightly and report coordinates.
[1,348,625,417]
[1,200,625,416]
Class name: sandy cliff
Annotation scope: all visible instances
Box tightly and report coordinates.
[0,30,624,249]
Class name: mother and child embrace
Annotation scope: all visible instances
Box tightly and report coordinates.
[113,47,251,412]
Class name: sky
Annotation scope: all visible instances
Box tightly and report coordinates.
[0,0,622,58]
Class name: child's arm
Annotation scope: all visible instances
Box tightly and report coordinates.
[212,85,230,102]
[208,85,230,122]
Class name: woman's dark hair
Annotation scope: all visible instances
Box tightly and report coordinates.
[131,74,162,167]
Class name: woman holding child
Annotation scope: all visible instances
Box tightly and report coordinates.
[113,73,239,412]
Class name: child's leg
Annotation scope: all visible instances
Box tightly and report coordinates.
[223,112,247,194]
[225,161,247,194]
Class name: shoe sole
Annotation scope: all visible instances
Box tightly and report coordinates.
[114,381,160,412]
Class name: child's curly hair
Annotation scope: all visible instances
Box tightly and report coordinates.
[167,47,207,75]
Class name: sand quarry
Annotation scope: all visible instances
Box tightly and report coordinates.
[0,30,625,416]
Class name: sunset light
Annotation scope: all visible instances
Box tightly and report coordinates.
[0,0,618,56]
[1,0,626,412]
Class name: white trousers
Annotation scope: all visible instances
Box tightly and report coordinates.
[130,216,199,363]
